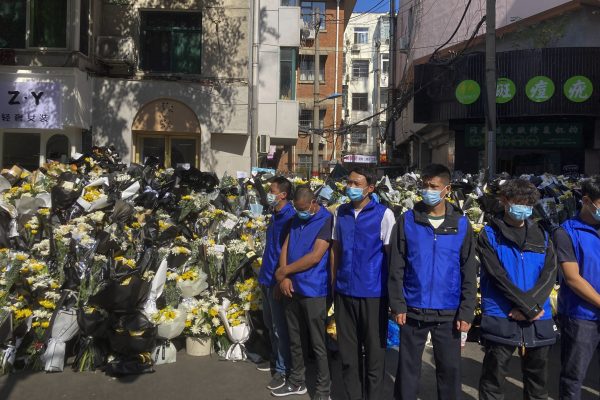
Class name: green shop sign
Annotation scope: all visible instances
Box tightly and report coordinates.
[455,80,480,104]
[564,75,593,102]
[496,78,516,103]
[526,76,555,102]
[464,123,583,148]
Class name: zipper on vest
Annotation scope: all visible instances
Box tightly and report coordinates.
[429,233,437,306]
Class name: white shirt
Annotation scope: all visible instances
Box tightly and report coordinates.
[332,207,396,245]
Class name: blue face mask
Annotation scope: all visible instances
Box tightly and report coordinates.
[346,187,366,202]
[508,204,533,221]
[297,207,315,220]
[591,202,600,221]
[421,190,443,206]
[267,193,280,207]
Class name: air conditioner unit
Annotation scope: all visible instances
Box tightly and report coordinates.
[398,37,410,53]
[258,135,270,154]
[96,36,135,64]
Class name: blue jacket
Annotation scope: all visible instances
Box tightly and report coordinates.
[335,199,388,298]
[402,207,468,311]
[259,202,295,287]
[558,217,600,320]
[287,206,332,297]
[478,218,557,348]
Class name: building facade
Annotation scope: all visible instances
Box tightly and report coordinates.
[341,12,389,166]
[274,0,356,177]
[0,0,301,176]
[392,0,600,175]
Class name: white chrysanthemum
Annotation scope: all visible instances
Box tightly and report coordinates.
[201,324,212,335]
[190,324,202,335]
[212,317,221,327]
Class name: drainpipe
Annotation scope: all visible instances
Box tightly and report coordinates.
[249,0,260,169]
[331,0,340,165]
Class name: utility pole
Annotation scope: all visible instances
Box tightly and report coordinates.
[388,0,396,147]
[484,0,496,176]
[249,0,259,169]
[374,40,381,165]
[311,8,321,177]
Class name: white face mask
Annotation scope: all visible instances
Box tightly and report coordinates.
[267,193,281,207]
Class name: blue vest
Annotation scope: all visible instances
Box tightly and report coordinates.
[558,217,600,320]
[335,199,387,298]
[287,206,332,297]
[481,225,552,320]
[259,202,295,287]
[403,210,467,310]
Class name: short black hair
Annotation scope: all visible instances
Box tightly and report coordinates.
[421,164,451,184]
[499,179,540,206]
[349,167,377,185]
[582,175,600,202]
[271,176,292,200]
[294,185,315,202]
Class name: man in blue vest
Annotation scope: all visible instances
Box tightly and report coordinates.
[258,176,295,391]
[555,176,600,399]
[388,163,477,400]
[333,167,396,400]
[478,179,557,400]
[270,186,333,399]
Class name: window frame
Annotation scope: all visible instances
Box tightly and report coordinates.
[299,55,326,83]
[381,53,389,75]
[0,0,27,49]
[26,0,71,50]
[301,1,326,31]
[353,27,369,45]
[139,10,203,75]
[352,59,369,79]
[352,93,368,112]
[299,109,325,129]
[279,47,297,100]
[135,133,200,168]
[350,125,368,144]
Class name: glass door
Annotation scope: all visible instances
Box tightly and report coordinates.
[170,138,196,168]
[140,136,166,166]
[136,135,198,168]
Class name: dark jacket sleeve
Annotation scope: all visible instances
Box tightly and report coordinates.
[525,237,558,307]
[457,222,478,323]
[387,214,407,314]
[477,229,543,320]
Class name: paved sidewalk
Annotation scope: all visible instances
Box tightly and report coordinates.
[1,342,598,399]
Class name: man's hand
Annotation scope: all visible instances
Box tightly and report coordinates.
[275,266,288,283]
[280,278,294,298]
[508,308,527,321]
[456,320,471,332]
[394,313,407,326]
[530,309,545,321]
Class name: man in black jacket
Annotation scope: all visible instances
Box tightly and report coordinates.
[478,179,557,400]
[388,164,477,400]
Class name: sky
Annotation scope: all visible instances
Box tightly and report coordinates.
[353,0,396,13]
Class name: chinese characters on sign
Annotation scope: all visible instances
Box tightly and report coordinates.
[342,154,377,164]
[0,82,62,129]
[456,75,594,105]
[464,123,583,148]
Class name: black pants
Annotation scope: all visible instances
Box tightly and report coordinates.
[284,295,330,396]
[560,317,600,399]
[335,294,387,400]
[479,342,550,400]
[396,318,461,400]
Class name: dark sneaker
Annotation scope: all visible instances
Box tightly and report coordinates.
[271,383,307,397]
[267,373,286,390]
[256,361,272,372]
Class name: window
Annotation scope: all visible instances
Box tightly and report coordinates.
[354,27,368,44]
[299,109,325,129]
[297,154,324,177]
[352,60,369,79]
[138,135,199,168]
[380,18,390,42]
[0,1,26,48]
[381,53,389,75]
[301,2,325,31]
[46,134,69,163]
[299,55,326,82]
[30,0,68,48]
[350,125,368,144]
[280,48,296,100]
[281,0,298,5]
[3,132,40,171]
[352,93,368,111]
[380,88,388,109]
[141,11,202,74]
[79,0,90,55]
